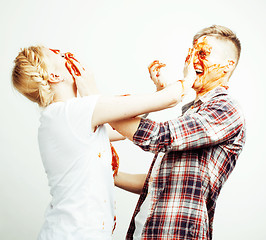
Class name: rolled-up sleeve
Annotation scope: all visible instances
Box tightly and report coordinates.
[133,98,245,153]
[133,118,172,154]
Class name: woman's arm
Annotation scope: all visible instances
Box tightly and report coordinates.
[114,172,147,195]
[91,81,181,129]
[72,59,195,132]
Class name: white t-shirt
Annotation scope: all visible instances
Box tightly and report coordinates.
[37,95,115,240]
[133,152,164,239]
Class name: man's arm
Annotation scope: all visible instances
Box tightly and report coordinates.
[114,172,147,195]
[105,124,126,142]
[109,117,141,141]
[111,96,246,154]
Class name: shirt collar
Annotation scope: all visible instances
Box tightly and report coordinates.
[196,86,228,104]
[182,87,228,114]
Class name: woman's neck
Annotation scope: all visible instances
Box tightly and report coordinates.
[52,82,77,103]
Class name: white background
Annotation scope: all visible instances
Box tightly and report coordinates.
[0,0,265,239]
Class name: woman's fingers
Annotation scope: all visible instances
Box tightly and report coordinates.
[148,60,167,90]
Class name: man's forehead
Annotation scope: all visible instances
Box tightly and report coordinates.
[196,36,230,49]
[195,36,217,46]
[195,36,232,56]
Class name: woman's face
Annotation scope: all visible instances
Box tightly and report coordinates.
[42,47,79,82]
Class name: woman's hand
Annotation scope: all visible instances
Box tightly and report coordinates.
[183,48,197,88]
[148,60,167,91]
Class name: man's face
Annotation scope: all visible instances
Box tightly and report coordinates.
[189,36,233,95]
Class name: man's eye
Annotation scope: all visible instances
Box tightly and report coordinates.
[199,50,205,56]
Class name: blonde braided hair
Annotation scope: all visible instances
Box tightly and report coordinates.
[12,46,54,107]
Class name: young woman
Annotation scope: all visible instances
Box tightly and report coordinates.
[12,45,195,240]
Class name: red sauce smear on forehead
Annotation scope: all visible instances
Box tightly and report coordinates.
[194,38,212,59]
[50,49,60,54]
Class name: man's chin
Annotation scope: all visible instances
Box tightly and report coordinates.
[192,77,201,90]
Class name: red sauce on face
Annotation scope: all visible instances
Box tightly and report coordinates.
[64,52,82,77]
[191,38,231,94]
[49,49,60,54]
[221,85,229,90]
[49,48,82,80]
[193,37,212,75]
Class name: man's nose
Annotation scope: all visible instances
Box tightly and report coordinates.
[193,55,200,64]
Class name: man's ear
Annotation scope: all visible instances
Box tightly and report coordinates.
[223,59,236,73]
[48,73,64,83]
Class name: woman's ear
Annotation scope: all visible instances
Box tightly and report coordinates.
[48,73,64,83]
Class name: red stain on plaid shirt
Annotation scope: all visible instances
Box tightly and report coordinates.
[127,87,246,240]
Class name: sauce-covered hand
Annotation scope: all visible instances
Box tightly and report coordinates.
[183,48,197,89]
[69,60,99,97]
[148,60,167,91]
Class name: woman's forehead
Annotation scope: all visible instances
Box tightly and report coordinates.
[49,48,61,54]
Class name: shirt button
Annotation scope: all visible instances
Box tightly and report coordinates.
[189,224,195,236]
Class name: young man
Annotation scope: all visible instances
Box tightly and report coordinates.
[112,25,246,239]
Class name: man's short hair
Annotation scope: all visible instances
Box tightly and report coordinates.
[193,25,241,63]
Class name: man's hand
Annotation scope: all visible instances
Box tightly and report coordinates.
[148,60,167,91]
[69,61,99,96]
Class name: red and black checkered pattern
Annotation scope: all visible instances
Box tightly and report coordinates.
[126,87,246,240]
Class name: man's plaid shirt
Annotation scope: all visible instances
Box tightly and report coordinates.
[126,87,246,240]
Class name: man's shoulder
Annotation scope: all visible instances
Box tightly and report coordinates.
[203,89,246,124]
[204,88,240,108]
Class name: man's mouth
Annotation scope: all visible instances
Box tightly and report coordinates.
[195,68,204,75]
